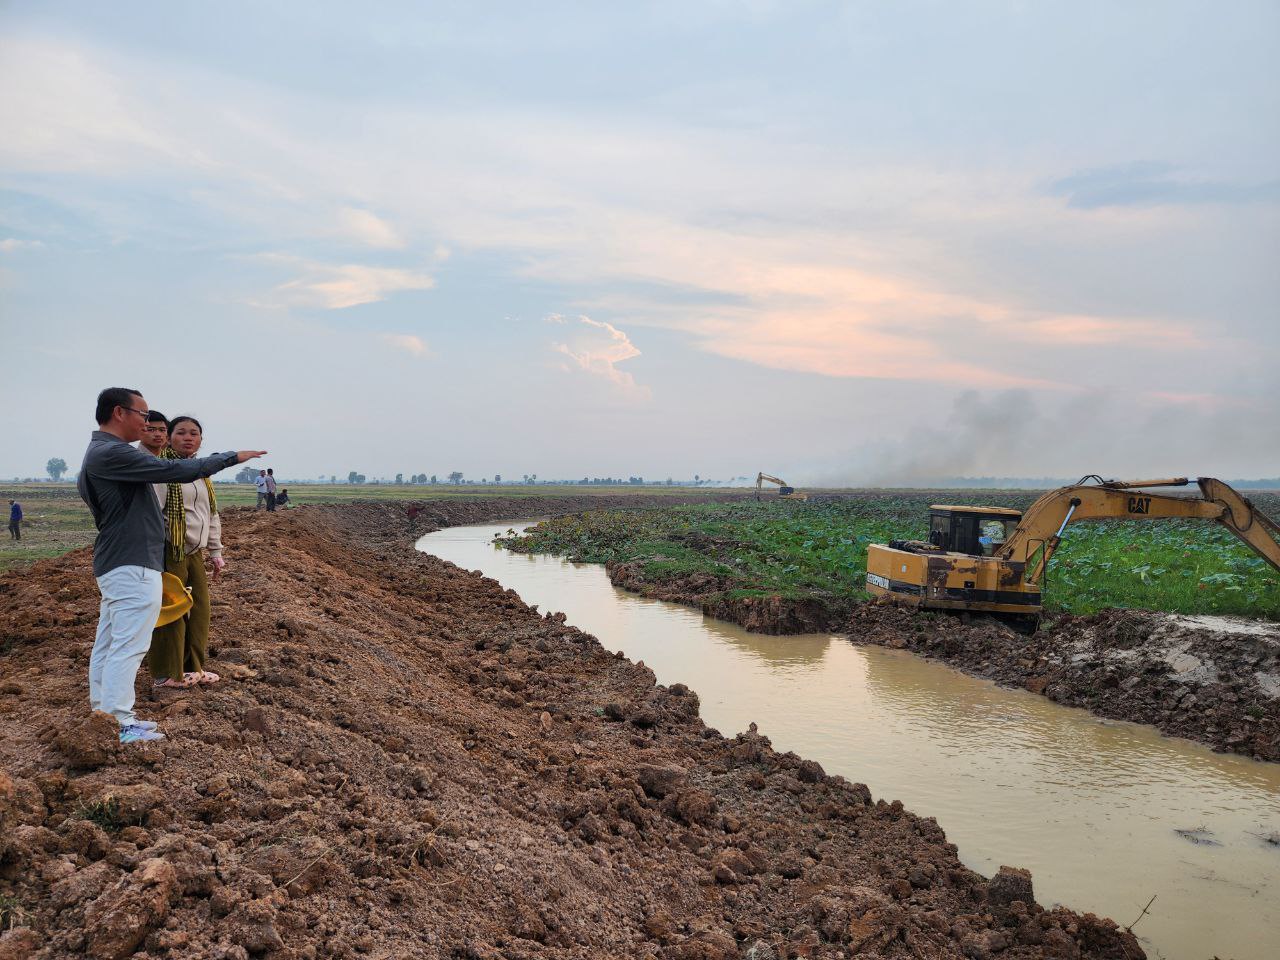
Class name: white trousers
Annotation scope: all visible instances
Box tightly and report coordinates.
[90,565,162,728]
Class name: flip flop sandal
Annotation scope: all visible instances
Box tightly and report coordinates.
[196,671,221,685]
[153,677,192,689]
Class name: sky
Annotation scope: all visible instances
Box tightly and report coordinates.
[1,1,1277,484]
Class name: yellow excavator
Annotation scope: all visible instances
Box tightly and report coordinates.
[865,476,1280,628]
[756,472,808,501]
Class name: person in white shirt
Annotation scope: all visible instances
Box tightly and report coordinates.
[254,469,268,510]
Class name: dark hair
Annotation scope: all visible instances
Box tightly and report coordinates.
[267,468,273,475]
[146,410,168,426]
[95,387,143,425]
[168,415,203,434]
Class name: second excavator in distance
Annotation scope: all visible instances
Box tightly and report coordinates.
[756,472,808,501]
[865,476,1280,630]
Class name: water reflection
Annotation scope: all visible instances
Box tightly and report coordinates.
[703,627,834,667]
[419,522,1280,960]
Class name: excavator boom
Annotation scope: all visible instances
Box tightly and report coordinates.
[999,476,1280,583]
[1196,478,1280,573]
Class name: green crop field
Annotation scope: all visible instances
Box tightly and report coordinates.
[10,481,1277,620]
[500,493,1280,620]
[0,481,712,574]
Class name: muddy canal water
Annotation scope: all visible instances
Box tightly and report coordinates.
[419,522,1280,960]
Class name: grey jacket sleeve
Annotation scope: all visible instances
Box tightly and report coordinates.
[96,443,240,483]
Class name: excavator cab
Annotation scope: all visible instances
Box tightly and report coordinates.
[928,507,1022,557]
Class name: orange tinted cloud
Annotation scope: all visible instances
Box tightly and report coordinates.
[551,315,649,399]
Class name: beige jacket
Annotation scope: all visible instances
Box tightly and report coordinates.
[151,480,224,559]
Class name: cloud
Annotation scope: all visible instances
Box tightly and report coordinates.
[0,36,188,175]
[0,30,1268,417]
[552,315,649,398]
[252,254,434,310]
[338,207,404,249]
[379,333,429,356]
[573,242,1203,390]
[1007,314,1200,348]
[1046,163,1280,210]
[0,238,44,252]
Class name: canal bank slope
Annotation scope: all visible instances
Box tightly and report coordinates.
[846,603,1280,763]
[0,500,1142,960]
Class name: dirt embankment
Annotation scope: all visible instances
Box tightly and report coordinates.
[0,500,1142,960]
[848,602,1280,763]
[605,562,850,635]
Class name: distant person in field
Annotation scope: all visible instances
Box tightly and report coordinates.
[78,387,264,744]
[274,487,290,508]
[139,410,169,457]
[265,467,278,512]
[148,415,231,689]
[254,469,268,509]
[7,499,20,540]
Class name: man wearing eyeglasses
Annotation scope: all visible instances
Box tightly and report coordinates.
[77,387,266,745]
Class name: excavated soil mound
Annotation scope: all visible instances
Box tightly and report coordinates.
[0,500,1142,959]
[604,563,848,636]
[846,601,1280,762]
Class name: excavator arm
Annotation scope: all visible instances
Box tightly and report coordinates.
[1197,477,1280,572]
[998,477,1280,584]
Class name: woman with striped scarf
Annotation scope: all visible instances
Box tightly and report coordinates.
[147,415,225,688]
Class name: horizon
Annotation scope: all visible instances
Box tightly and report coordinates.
[8,473,1280,491]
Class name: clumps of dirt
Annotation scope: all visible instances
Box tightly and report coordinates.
[606,561,850,635]
[846,601,1280,761]
[0,499,1143,959]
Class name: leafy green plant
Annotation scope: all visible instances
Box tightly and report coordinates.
[0,893,27,930]
[498,495,1280,620]
[75,796,138,834]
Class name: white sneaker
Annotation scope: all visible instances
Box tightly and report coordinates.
[120,724,166,744]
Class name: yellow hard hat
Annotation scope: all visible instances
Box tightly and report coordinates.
[156,572,193,628]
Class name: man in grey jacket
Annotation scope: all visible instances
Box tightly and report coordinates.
[78,387,265,744]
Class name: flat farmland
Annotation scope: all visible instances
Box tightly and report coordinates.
[8,483,1278,621]
[500,491,1280,621]
[0,482,714,573]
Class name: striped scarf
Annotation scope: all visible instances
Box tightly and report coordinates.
[159,448,218,562]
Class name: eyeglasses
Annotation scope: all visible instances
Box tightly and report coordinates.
[121,406,151,419]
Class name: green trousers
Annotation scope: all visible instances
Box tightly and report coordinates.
[146,548,210,681]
